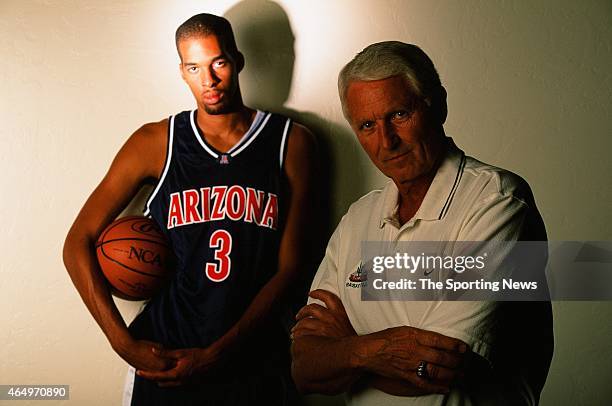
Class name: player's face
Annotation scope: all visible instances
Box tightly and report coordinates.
[178,35,240,115]
[345,75,446,187]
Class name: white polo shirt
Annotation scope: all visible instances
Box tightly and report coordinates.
[309,138,546,405]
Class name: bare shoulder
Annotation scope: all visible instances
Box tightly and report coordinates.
[132,118,169,145]
[288,122,317,151]
[119,118,169,179]
[284,122,317,188]
[286,122,317,164]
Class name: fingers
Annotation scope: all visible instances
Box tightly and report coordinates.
[122,340,174,371]
[137,367,184,387]
[415,329,469,354]
[291,318,327,339]
[136,367,180,382]
[308,289,344,312]
[417,346,464,369]
[409,335,466,385]
[366,328,468,391]
[383,363,452,394]
[419,362,457,385]
[396,359,460,393]
[296,303,328,321]
[151,347,182,360]
[136,347,211,387]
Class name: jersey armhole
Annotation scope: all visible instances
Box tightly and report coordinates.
[143,115,175,217]
[279,117,292,171]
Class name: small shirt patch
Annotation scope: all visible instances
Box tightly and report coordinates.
[346,262,367,288]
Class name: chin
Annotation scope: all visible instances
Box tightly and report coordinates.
[203,103,232,115]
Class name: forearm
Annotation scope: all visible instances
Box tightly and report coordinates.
[291,335,363,395]
[291,321,469,396]
[290,334,425,396]
[290,331,432,396]
[209,268,297,355]
[63,232,131,350]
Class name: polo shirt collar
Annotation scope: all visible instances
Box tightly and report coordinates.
[379,137,465,227]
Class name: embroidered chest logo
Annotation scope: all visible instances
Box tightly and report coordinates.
[346,262,368,288]
[219,154,230,164]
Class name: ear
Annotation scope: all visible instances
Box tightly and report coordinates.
[179,63,187,82]
[438,86,448,125]
[235,52,245,73]
[427,86,447,125]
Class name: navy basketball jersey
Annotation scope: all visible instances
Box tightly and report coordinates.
[126,110,296,405]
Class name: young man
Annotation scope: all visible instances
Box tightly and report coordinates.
[63,14,316,405]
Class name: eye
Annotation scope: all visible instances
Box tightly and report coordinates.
[187,66,199,74]
[359,121,375,131]
[392,110,410,121]
[213,59,227,69]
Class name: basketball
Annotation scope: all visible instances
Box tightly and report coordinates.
[96,216,175,300]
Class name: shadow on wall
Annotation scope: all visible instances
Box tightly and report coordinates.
[224,0,372,234]
[224,0,294,110]
[224,2,361,405]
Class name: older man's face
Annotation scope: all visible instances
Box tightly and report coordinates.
[345,75,445,188]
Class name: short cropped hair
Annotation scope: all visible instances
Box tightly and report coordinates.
[175,13,240,61]
[338,41,442,119]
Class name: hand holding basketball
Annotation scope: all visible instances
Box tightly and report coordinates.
[96,216,175,300]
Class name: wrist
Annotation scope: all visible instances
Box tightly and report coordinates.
[194,345,225,374]
[348,334,386,372]
[346,335,370,371]
[211,329,240,356]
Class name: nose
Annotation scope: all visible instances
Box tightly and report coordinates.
[201,66,220,88]
[379,121,399,150]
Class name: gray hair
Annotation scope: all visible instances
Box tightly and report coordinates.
[338,41,442,119]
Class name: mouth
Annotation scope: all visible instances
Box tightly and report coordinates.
[382,151,411,162]
[203,91,224,104]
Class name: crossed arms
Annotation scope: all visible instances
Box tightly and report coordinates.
[290,289,471,396]
[291,189,553,401]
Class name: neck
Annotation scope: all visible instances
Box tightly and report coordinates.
[196,102,254,140]
[395,138,448,225]
[395,172,436,225]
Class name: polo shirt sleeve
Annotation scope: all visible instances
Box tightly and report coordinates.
[306,215,345,306]
[427,193,533,358]
[459,192,529,241]
[453,192,552,406]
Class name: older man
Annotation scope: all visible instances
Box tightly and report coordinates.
[291,42,553,405]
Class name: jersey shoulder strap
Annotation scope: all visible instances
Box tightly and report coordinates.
[143,114,176,216]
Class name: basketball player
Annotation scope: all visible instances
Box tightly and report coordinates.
[63,14,316,405]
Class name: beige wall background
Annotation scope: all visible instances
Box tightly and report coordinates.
[1,0,611,404]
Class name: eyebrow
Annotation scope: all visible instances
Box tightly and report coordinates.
[182,55,228,66]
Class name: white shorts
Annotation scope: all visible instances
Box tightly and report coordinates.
[122,366,136,406]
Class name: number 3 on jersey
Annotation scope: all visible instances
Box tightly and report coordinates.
[205,230,232,282]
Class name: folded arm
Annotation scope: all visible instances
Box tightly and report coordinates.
[291,290,469,396]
